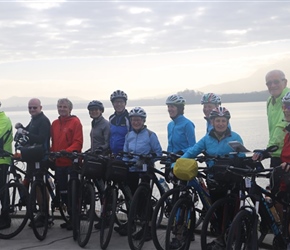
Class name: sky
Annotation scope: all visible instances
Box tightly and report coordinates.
[1,0,290,101]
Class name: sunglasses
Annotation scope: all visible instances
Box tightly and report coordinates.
[28,106,38,110]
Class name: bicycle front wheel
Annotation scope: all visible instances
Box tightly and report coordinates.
[0,182,29,239]
[127,184,152,250]
[100,186,117,250]
[226,209,257,250]
[200,197,236,249]
[29,180,49,241]
[151,187,181,250]
[77,182,95,248]
[165,197,195,250]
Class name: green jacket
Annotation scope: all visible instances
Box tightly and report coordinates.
[0,112,13,164]
[267,87,290,157]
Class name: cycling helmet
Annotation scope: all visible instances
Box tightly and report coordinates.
[209,107,231,120]
[201,93,221,105]
[87,100,104,112]
[282,92,290,104]
[110,90,128,102]
[129,107,147,118]
[166,94,186,105]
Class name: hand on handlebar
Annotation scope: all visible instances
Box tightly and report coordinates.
[17,128,29,135]
[252,149,270,161]
[281,162,290,172]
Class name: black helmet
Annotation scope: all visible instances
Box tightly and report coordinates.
[87,100,104,112]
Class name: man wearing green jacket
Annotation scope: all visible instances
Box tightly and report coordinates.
[0,102,13,229]
[266,69,289,167]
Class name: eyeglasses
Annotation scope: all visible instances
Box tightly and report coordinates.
[282,104,290,111]
[28,106,38,110]
[266,79,285,86]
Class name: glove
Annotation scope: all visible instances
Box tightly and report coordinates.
[253,149,270,161]
[17,128,29,135]
[15,122,23,129]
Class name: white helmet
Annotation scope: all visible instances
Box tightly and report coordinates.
[166,94,186,105]
[129,107,147,118]
[110,90,128,102]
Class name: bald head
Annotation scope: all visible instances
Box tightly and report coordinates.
[28,98,42,117]
[266,70,287,98]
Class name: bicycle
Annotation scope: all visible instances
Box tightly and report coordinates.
[151,152,211,250]
[0,149,29,239]
[125,152,168,250]
[98,154,133,249]
[225,165,290,250]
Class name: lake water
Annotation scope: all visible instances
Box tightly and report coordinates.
[6,101,268,154]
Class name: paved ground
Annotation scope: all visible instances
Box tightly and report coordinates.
[1,219,273,250]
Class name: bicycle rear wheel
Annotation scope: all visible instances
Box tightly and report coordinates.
[115,183,132,227]
[200,197,236,249]
[29,181,49,241]
[151,187,180,250]
[77,182,95,247]
[165,197,195,250]
[100,185,117,249]
[226,209,257,250]
[127,184,151,250]
[0,182,29,239]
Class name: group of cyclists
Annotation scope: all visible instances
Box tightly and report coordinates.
[1,68,290,249]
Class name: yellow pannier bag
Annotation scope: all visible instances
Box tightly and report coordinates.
[173,158,198,181]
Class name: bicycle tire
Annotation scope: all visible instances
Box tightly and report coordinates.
[100,186,117,250]
[0,182,29,239]
[115,183,132,227]
[71,179,80,241]
[127,184,151,250]
[165,196,195,250]
[29,180,49,241]
[200,197,237,249]
[77,182,95,248]
[151,187,181,250]
[226,209,256,250]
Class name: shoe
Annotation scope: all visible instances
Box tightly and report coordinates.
[206,239,226,250]
[0,217,11,230]
[132,227,152,241]
[28,214,45,228]
[60,220,72,230]
[114,224,128,236]
[94,221,102,230]
[169,238,182,249]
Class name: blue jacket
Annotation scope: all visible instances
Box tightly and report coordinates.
[123,126,162,162]
[167,115,196,153]
[182,128,243,167]
[109,110,131,155]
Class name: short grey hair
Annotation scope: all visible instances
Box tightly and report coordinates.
[57,98,73,110]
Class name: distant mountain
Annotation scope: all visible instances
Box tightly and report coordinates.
[197,59,290,94]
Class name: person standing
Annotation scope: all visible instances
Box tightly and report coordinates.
[0,102,13,230]
[109,90,131,155]
[50,98,83,230]
[166,94,196,154]
[200,93,222,133]
[266,70,289,167]
[16,98,51,188]
[87,100,110,153]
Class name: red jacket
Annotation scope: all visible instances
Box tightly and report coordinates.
[51,115,83,166]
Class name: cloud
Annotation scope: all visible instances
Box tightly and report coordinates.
[0,1,289,99]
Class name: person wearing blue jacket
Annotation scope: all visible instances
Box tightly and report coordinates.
[166,94,196,154]
[180,107,243,249]
[115,107,162,238]
[109,90,131,155]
